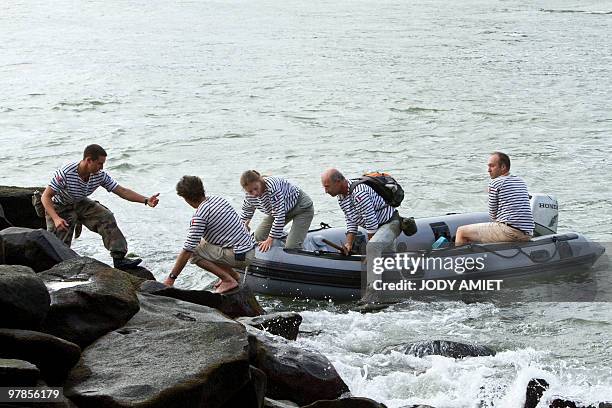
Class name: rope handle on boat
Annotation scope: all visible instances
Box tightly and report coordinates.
[469,241,560,263]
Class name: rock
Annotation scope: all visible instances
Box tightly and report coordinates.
[264,398,299,408]
[398,406,436,408]
[238,312,303,341]
[247,327,349,406]
[0,329,81,385]
[124,265,155,280]
[0,203,13,230]
[140,280,265,318]
[399,406,436,408]
[0,227,78,272]
[0,358,40,386]
[301,397,388,408]
[221,365,267,408]
[65,293,251,408]
[39,257,141,348]
[550,401,578,408]
[0,186,45,229]
[0,265,50,329]
[524,378,549,408]
[397,340,496,359]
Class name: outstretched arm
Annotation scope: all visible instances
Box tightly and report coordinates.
[163,249,191,286]
[113,185,159,207]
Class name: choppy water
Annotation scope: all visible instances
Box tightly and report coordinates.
[2,0,611,405]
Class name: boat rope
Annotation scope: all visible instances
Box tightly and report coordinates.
[469,242,560,263]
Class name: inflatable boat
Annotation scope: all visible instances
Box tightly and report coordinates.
[238,194,605,300]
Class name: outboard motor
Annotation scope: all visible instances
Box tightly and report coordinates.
[530,194,558,236]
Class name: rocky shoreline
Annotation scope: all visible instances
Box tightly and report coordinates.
[0,185,609,408]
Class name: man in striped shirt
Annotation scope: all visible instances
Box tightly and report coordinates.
[321,168,401,254]
[163,176,256,293]
[455,152,535,245]
[41,144,160,270]
[239,170,314,251]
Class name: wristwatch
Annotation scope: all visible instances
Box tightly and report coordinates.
[168,273,178,280]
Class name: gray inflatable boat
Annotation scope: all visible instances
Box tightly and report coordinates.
[238,194,605,300]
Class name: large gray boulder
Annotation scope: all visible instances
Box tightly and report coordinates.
[247,327,349,406]
[238,312,302,341]
[0,265,50,329]
[264,399,299,408]
[65,293,251,408]
[0,329,81,385]
[140,280,265,318]
[39,257,141,347]
[221,365,267,408]
[0,358,40,386]
[0,186,45,229]
[0,227,78,272]
[392,340,496,359]
[302,398,388,408]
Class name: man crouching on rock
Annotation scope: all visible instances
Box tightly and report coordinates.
[41,144,159,270]
[163,175,256,293]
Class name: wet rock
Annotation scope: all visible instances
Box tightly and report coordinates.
[399,405,436,408]
[0,358,40,386]
[124,265,155,280]
[221,365,267,408]
[549,401,579,408]
[264,398,299,408]
[140,280,265,318]
[0,186,45,229]
[524,378,549,408]
[238,312,302,340]
[0,329,81,385]
[247,326,349,406]
[0,203,13,230]
[39,257,141,348]
[0,265,50,329]
[65,293,251,408]
[301,397,388,407]
[354,302,391,314]
[0,227,78,272]
[398,340,496,359]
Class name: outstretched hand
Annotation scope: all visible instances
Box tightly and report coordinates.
[146,193,160,207]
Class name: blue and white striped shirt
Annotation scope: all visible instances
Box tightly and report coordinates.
[338,179,395,235]
[49,162,118,205]
[185,196,255,254]
[488,175,534,235]
[240,177,301,239]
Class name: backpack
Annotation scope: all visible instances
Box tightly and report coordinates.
[348,172,404,207]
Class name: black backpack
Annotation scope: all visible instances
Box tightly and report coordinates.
[348,172,404,207]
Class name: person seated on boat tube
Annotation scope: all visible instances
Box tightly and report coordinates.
[455,152,534,246]
[163,176,256,293]
[321,168,401,255]
[239,170,314,252]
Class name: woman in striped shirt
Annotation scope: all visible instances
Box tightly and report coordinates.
[239,170,314,252]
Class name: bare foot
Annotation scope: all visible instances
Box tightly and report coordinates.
[215,280,239,294]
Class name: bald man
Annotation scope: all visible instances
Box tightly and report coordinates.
[321,168,401,254]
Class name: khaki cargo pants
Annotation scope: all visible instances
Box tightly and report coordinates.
[45,198,128,258]
[254,190,315,249]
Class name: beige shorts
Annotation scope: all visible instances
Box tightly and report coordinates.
[465,222,531,243]
[190,241,255,269]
